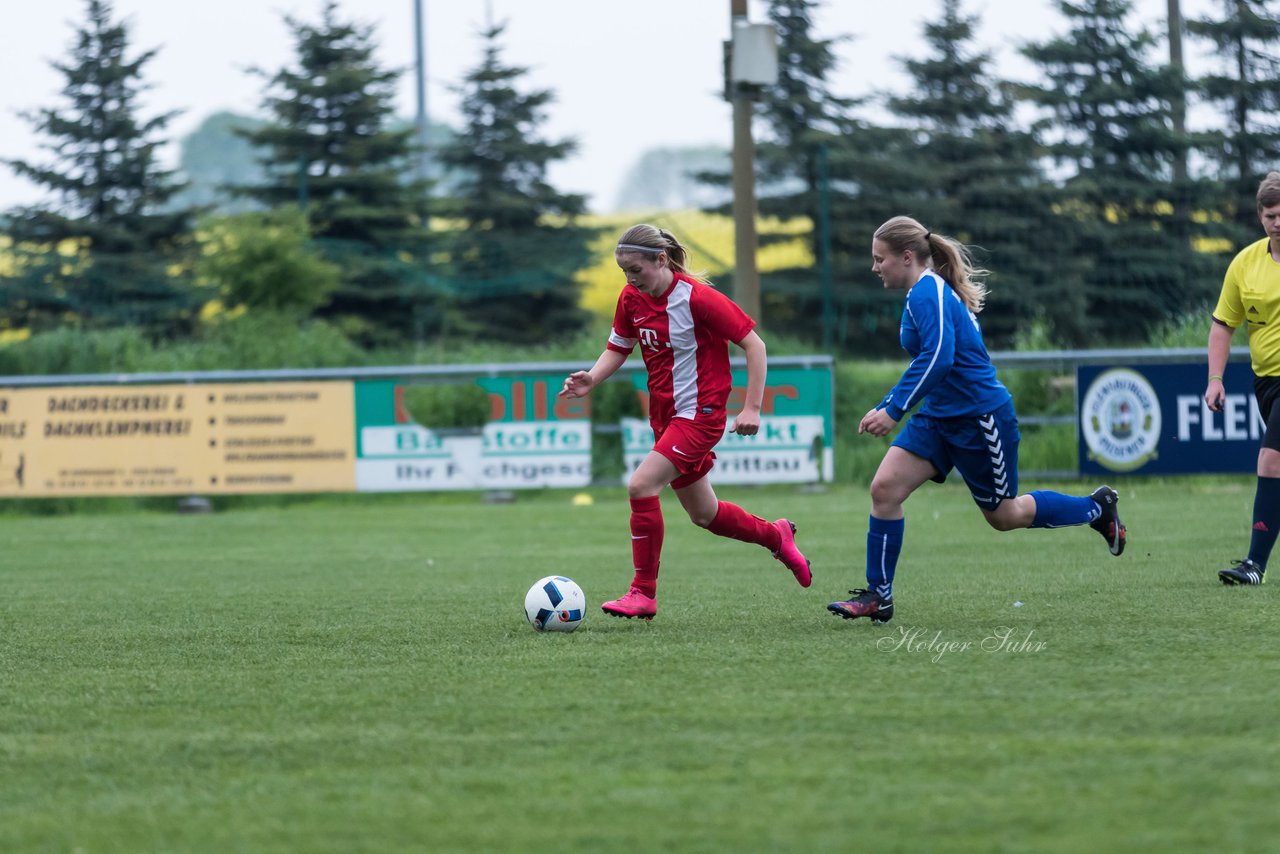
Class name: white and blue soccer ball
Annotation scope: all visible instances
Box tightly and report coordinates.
[524,576,586,632]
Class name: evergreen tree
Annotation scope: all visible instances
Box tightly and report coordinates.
[433,23,592,344]
[1,0,194,334]
[755,0,859,240]
[887,0,1062,348]
[740,0,917,352]
[812,124,922,354]
[1021,0,1213,343]
[1188,0,1280,236]
[236,2,434,346]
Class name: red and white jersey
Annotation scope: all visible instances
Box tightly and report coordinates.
[606,272,755,426]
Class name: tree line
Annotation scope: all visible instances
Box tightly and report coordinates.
[749,0,1280,352]
[1,0,590,354]
[3,0,1279,359]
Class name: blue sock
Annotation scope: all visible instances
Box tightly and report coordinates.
[1247,476,1280,570]
[1029,491,1098,529]
[867,515,904,601]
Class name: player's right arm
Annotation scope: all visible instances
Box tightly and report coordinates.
[561,290,638,399]
[560,349,629,399]
[1205,320,1234,413]
[880,277,954,421]
[1206,251,1247,412]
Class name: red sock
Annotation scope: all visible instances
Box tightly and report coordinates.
[629,495,664,597]
[707,501,780,550]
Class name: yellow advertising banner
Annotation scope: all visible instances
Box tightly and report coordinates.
[0,382,355,497]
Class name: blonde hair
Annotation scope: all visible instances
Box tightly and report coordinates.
[615,224,709,283]
[1257,172,1280,210]
[873,215,989,313]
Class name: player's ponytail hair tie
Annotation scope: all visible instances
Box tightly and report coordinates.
[923,231,932,242]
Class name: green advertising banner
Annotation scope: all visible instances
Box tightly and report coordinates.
[355,376,593,491]
[354,361,834,491]
[621,366,834,484]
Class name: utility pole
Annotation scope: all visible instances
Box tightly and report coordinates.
[413,0,430,194]
[1168,0,1186,188]
[726,0,774,322]
[818,143,834,351]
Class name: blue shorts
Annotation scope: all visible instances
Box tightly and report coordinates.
[892,400,1020,510]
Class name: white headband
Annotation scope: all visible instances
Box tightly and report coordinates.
[616,243,663,254]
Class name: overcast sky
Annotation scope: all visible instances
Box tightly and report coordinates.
[1,0,1219,213]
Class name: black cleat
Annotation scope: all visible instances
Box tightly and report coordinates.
[827,588,894,623]
[1089,485,1126,556]
[1219,558,1265,586]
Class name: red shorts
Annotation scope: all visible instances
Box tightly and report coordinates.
[653,417,724,489]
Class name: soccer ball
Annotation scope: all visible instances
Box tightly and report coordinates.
[524,576,586,632]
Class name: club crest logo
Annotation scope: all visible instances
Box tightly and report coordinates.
[1081,368,1161,471]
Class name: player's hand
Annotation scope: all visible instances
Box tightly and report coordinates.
[1205,378,1225,413]
[730,406,761,436]
[859,407,898,437]
[559,371,595,399]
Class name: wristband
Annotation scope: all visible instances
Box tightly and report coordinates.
[1208,374,1223,382]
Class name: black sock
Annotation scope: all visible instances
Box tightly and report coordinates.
[1246,476,1280,570]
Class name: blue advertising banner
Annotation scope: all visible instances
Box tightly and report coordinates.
[1077,363,1259,476]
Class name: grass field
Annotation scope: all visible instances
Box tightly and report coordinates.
[2,478,1277,852]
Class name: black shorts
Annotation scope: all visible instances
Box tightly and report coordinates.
[1254,375,1280,451]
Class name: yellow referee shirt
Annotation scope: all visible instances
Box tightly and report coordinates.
[1213,237,1280,376]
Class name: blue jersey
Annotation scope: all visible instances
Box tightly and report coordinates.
[878,270,1012,420]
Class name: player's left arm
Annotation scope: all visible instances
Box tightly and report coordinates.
[731,329,766,436]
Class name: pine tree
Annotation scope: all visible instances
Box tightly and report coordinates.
[755,0,858,240]
[1188,0,1280,236]
[812,125,922,354]
[236,2,432,346]
[433,23,592,344]
[1021,0,1213,343]
[887,0,1062,348]
[1,0,194,334]
[743,0,917,352]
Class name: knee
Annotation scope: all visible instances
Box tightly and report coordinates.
[1259,448,1280,478]
[627,474,662,501]
[869,476,899,508]
[985,513,1020,532]
[983,497,1031,532]
[687,507,717,528]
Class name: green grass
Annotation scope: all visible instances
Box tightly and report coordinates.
[1,478,1277,852]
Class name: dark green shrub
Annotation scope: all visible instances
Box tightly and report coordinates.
[588,378,644,483]
[143,313,368,371]
[0,327,156,376]
[195,207,340,316]
[401,383,490,429]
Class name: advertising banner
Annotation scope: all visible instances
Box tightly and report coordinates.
[619,365,835,484]
[621,415,827,484]
[353,362,835,490]
[0,358,835,498]
[0,382,356,497]
[354,377,593,491]
[1077,363,1258,475]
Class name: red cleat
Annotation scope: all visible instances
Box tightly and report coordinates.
[772,519,812,587]
[600,587,657,620]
